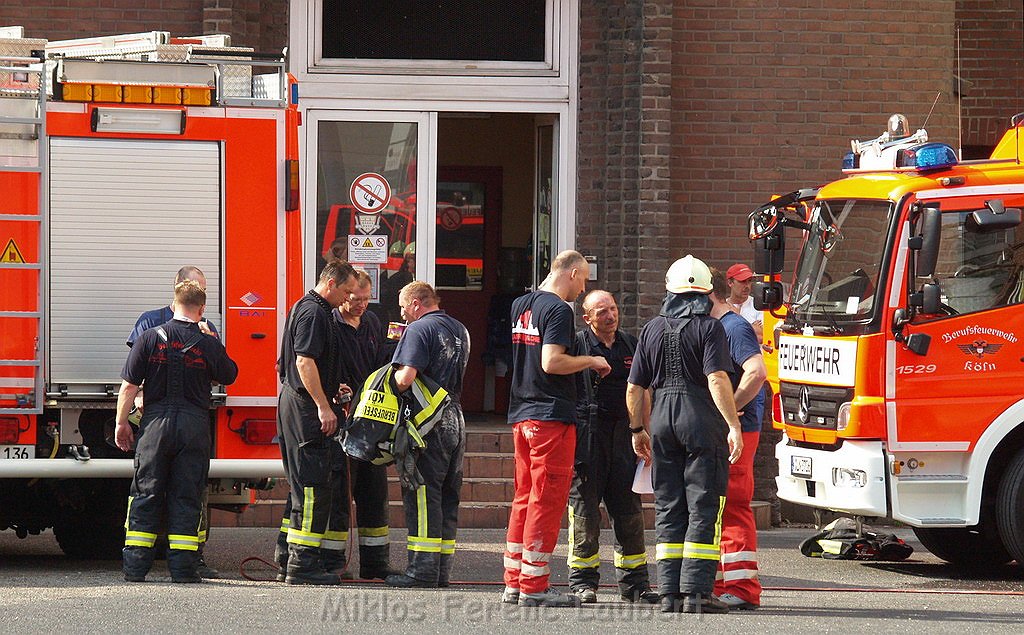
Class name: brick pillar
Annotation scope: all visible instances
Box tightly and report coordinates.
[202,0,287,52]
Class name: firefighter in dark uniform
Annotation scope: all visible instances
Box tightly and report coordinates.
[627,255,743,614]
[277,260,359,585]
[568,290,658,604]
[115,279,238,583]
[273,269,398,580]
[384,281,470,588]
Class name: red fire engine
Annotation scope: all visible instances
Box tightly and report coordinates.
[0,28,301,558]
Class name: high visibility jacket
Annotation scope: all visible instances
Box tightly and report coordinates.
[342,364,450,466]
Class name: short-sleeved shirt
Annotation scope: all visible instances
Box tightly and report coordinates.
[127,305,218,347]
[575,328,637,425]
[279,290,340,398]
[628,315,732,392]
[720,311,765,432]
[507,290,577,424]
[733,296,763,325]
[335,307,388,391]
[392,309,470,401]
[122,318,238,411]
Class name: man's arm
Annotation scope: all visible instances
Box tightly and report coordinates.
[114,380,141,451]
[626,382,651,463]
[393,364,418,392]
[734,353,767,412]
[541,343,611,377]
[295,355,337,436]
[708,370,743,464]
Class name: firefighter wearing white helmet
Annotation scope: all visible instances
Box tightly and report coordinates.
[625,255,743,614]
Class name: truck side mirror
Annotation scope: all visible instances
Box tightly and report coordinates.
[914,204,941,278]
[909,282,941,314]
[753,231,785,275]
[752,280,784,311]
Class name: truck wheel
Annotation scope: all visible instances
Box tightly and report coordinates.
[912,525,1012,568]
[996,447,1024,564]
[53,479,130,560]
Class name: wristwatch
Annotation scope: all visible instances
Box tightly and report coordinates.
[629,426,645,434]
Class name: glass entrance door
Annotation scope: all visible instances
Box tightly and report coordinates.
[305,111,431,322]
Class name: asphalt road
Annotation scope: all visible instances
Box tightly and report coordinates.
[2,526,1023,633]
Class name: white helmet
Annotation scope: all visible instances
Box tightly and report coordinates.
[665,255,712,294]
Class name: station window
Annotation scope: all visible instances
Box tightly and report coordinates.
[318,0,550,70]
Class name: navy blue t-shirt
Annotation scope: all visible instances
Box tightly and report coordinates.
[575,328,636,425]
[335,308,389,390]
[279,291,340,397]
[392,309,470,401]
[507,290,577,424]
[720,311,765,432]
[127,305,218,347]
[628,315,731,392]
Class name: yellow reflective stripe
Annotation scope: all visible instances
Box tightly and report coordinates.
[407,536,441,553]
[302,487,314,533]
[410,378,448,430]
[441,539,456,555]
[358,526,389,537]
[323,530,349,542]
[714,495,725,547]
[287,527,323,547]
[569,553,600,569]
[321,539,347,550]
[124,530,157,548]
[168,534,200,551]
[566,505,576,565]
[656,543,685,560]
[279,517,290,534]
[406,421,426,449]
[125,530,158,539]
[683,542,721,561]
[198,529,207,543]
[819,539,845,554]
[416,485,427,537]
[124,496,133,530]
[614,552,648,569]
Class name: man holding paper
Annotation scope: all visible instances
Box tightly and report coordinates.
[566,290,658,605]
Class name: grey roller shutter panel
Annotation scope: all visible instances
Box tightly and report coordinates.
[48,137,222,388]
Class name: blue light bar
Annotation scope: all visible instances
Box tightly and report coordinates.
[842,151,859,170]
[897,142,958,172]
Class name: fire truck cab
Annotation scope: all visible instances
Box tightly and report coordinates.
[0,28,301,558]
[752,113,1024,567]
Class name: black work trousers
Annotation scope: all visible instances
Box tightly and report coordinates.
[277,385,333,549]
[650,384,729,596]
[124,402,210,577]
[400,406,465,584]
[568,416,650,595]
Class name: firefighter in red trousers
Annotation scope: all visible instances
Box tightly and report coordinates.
[709,268,766,610]
[502,250,611,608]
[628,255,743,614]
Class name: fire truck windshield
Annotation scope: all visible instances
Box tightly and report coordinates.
[788,199,894,331]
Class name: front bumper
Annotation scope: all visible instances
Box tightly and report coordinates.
[775,435,888,517]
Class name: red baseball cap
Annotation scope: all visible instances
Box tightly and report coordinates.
[726,263,754,281]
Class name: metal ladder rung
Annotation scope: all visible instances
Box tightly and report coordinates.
[0,311,41,318]
[0,116,42,125]
[0,214,42,221]
[0,165,43,173]
[0,359,42,367]
[0,263,41,270]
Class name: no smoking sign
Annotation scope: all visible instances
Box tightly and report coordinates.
[349,173,392,215]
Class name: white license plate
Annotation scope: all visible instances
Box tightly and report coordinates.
[1,445,35,459]
[791,455,812,478]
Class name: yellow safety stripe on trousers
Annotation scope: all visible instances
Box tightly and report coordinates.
[302,487,315,533]
[569,552,600,569]
[124,530,157,548]
[407,536,442,553]
[614,552,648,569]
[124,496,134,530]
[287,527,323,547]
[324,530,349,542]
[416,485,428,537]
[441,539,456,555]
[682,542,721,561]
[279,517,291,534]
[321,529,349,551]
[656,543,685,560]
[358,526,390,546]
[198,529,207,543]
[167,534,200,551]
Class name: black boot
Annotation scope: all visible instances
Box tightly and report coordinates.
[321,549,352,580]
[285,544,339,586]
[122,546,155,583]
[384,573,438,588]
[681,593,729,614]
[274,542,289,583]
[660,593,684,613]
[437,553,453,588]
[195,546,220,579]
[359,543,400,580]
[168,550,203,584]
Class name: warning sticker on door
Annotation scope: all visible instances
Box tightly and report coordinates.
[348,234,388,264]
[1,238,25,264]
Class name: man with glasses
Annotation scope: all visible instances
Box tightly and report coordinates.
[126,265,220,578]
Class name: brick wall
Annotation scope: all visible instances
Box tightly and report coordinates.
[956,0,1024,149]
[0,0,287,52]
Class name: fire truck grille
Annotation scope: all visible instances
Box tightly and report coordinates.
[779,381,853,430]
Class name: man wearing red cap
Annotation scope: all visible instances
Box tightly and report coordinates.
[725,263,762,342]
